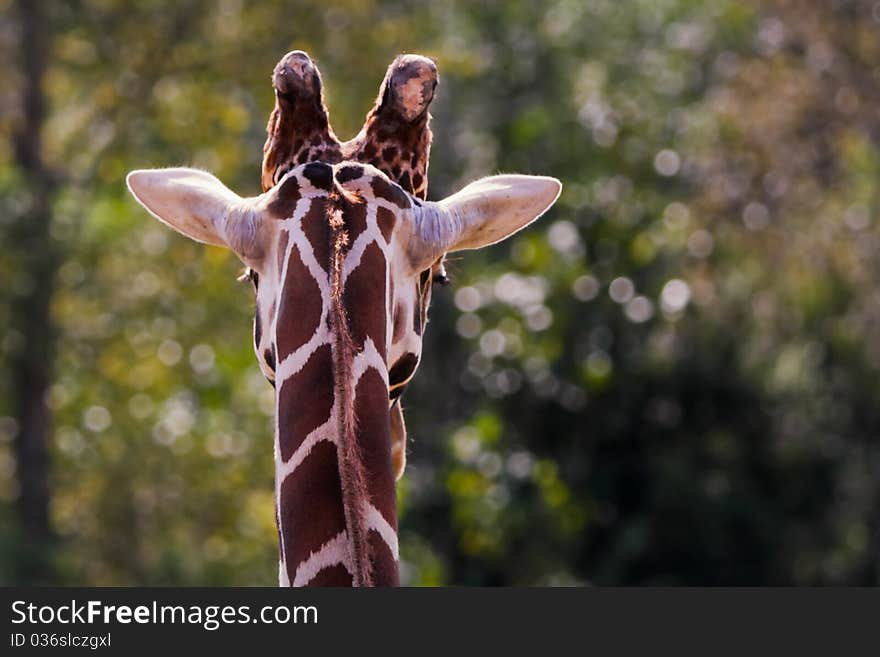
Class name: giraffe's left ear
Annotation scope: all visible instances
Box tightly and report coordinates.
[126,168,262,260]
[408,174,562,270]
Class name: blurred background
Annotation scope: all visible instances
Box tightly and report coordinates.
[1,0,879,585]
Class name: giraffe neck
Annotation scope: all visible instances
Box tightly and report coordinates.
[274,165,399,587]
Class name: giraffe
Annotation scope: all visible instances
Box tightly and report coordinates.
[261,50,442,481]
[126,54,561,587]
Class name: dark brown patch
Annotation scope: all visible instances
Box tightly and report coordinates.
[382,146,398,163]
[368,530,399,586]
[398,171,410,192]
[376,125,394,142]
[276,244,322,357]
[253,306,262,350]
[297,150,310,165]
[355,367,396,527]
[301,197,330,273]
[277,344,334,461]
[303,161,333,190]
[362,142,377,159]
[267,175,301,219]
[263,346,276,371]
[344,198,368,241]
[280,439,346,577]
[376,207,395,243]
[412,172,423,191]
[306,563,354,587]
[336,164,364,183]
[343,242,387,358]
[391,165,402,179]
[389,352,419,389]
[371,177,410,209]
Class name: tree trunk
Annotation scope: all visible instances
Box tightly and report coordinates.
[9,0,58,582]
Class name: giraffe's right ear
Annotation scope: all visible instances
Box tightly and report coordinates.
[126,168,262,259]
[407,174,562,271]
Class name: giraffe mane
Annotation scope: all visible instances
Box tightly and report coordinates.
[328,182,373,587]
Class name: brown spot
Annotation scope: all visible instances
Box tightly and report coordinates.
[276,244,323,357]
[362,142,377,159]
[389,352,419,389]
[306,563,353,587]
[267,175,301,219]
[382,146,398,163]
[336,164,364,183]
[263,347,276,371]
[355,367,396,526]
[303,162,333,192]
[280,439,346,577]
[311,134,323,146]
[371,177,410,209]
[297,150,310,164]
[376,125,394,142]
[368,530,399,586]
[398,171,410,192]
[253,306,262,350]
[344,242,387,358]
[343,198,368,241]
[277,344,334,461]
[377,207,395,242]
[301,197,330,273]
[293,138,304,153]
[412,172,423,191]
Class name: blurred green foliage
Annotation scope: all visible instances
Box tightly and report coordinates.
[1,0,879,585]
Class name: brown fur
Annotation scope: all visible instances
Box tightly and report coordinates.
[328,184,372,587]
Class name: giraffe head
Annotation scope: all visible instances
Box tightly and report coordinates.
[126,53,561,587]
